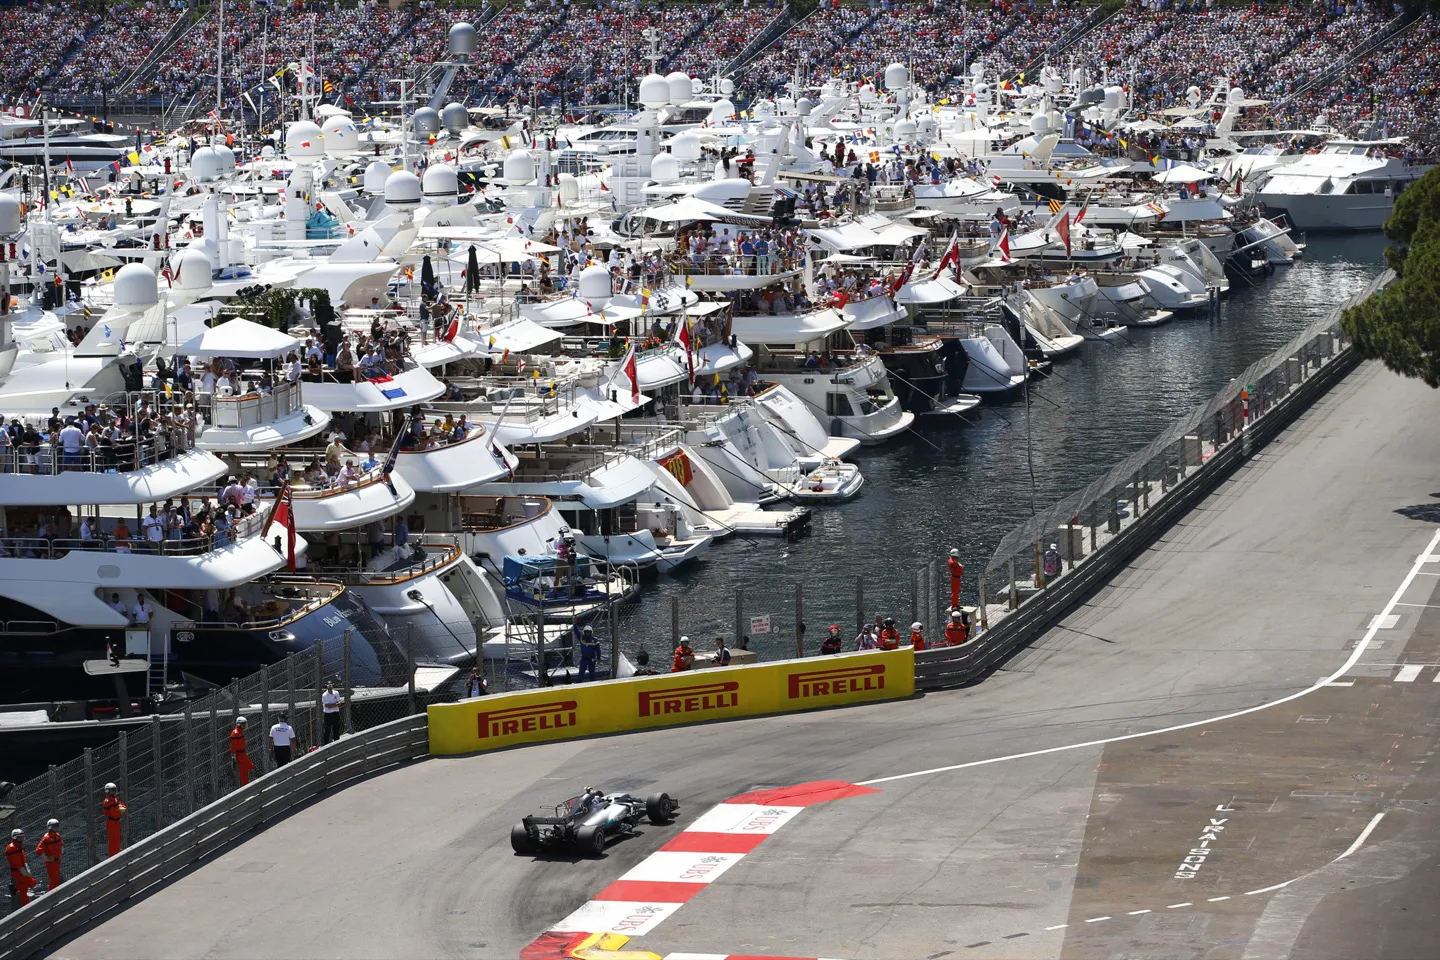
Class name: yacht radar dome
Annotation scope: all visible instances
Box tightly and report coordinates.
[557,173,579,204]
[650,153,679,183]
[1228,85,1246,104]
[422,163,459,202]
[113,263,159,311]
[320,116,359,156]
[441,102,468,134]
[412,106,441,136]
[894,118,918,141]
[690,78,704,96]
[883,63,910,91]
[0,193,21,237]
[285,120,325,160]
[447,22,477,57]
[796,97,814,117]
[384,170,422,209]
[363,159,391,194]
[503,149,536,186]
[708,99,736,123]
[752,99,775,120]
[858,83,878,105]
[666,71,692,105]
[671,132,702,161]
[190,145,222,182]
[719,77,735,96]
[1102,85,1124,110]
[171,249,214,293]
[639,73,670,109]
[578,264,612,300]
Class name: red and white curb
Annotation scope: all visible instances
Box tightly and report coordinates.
[663,954,849,960]
[548,781,877,940]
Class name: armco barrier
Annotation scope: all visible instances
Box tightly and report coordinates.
[913,342,1363,691]
[428,649,915,755]
[0,715,429,960]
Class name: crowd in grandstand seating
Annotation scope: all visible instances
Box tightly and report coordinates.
[0,1,102,95]
[1271,13,1440,148]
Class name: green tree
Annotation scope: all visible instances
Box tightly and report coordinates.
[1341,167,1440,386]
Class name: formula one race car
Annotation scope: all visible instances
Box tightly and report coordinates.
[511,786,680,856]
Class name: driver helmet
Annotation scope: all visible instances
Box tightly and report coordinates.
[911,622,922,631]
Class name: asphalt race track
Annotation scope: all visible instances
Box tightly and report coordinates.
[47,362,1440,960]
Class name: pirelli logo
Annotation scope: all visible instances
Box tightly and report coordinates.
[787,663,886,700]
[476,700,577,739]
[638,680,741,718]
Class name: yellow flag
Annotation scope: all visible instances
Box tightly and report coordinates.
[128,151,140,165]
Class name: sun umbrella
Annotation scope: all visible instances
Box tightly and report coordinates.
[466,244,479,295]
[421,254,436,293]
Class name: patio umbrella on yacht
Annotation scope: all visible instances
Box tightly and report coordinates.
[466,244,479,294]
[177,317,301,359]
[421,254,435,293]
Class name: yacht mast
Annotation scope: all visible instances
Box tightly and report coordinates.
[216,0,224,117]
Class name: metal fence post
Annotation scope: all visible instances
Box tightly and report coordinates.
[287,654,297,732]
[919,566,928,628]
[209,696,219,801]
[910,569,919,628]
[978,571,988,632]
[406,625,417,717]
[151,715,164,829]
[312,643,324,746]
[47,765,58,824]
[118,730,129,820]
[342,629,353,733]
[855,576,864,633]
[537,606,548,687]
[83,747,97,867]
[609,600,620,679]
[259,663,272,775]
[183,703,196,813]
[670,597,680,649]
[1008,557,1018,610]
[794,582,804,658]
[1132,471,1143,518]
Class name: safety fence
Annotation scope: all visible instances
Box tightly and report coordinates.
[0,715,429,960]
[0,629,445,921]
[909,271,1391,691]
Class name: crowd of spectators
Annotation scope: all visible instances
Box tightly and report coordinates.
[0,1,102,96]
[1271,13,1440,150]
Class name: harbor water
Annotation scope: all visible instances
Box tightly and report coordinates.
[616,235,1389,657]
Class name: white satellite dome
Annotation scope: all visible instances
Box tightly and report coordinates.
[650,153,679,183]
[1186,84,1202,106]
[503,149,536,186]
[1029,113,1051,134]
[190,145,222,182]
[1102,86,1124,110]
[708,99,736,122]
[441,102,468,134]
[0,193,21,237]
[113,263,158,310]
[859,83,878,104]
[285,120,325,159]
[974,81,991,98]
[384,170,422,208]
[916,114,936,134]
[212,142,236,173]
[719,77,735,96]
[1228,85,1246,104]
[894,118,918,140]
[557,173,579,204]
[796,97,814,117]
[171,249,213,293]
[883,63,910,92]
[690,78,704,95]
[970,62,984,77]
[320,116,359,156]
[448,22,477,56]
[666,71,692,105]
[412,106,441,136]
[423,163,459,202]
[820,81,842,99]
[363,159,391,195]
[639,72,670,109]
[752,99,775,120]
[259,144,277,159]
[577,264,612,300]
[671,132,702,161]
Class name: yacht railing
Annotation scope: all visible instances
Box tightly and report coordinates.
[201,380,304,429]
[0,426,193,476]
[670,254,803,277]
[177,581,345,631]
[0,511,267,560]
[305,536,463,586]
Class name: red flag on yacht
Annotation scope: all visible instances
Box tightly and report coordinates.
[676,317,695,385]
[999,229,1011,263]
[273,491,297,572]
[1233,168,1244,196]
[1075,199,1089,224]
[443,314,460,342]
[622,345,640,403]
[1056,212,1072,258]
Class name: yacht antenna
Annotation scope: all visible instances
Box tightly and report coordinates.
[216,0,224,118]
[643,27,662,76]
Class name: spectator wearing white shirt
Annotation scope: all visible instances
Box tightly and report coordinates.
[321,682,343,743]
[269,712,298,766]
[58,420,85,469]
[141,506,165,546]
[131,596,152,625]
[108,593,127,618]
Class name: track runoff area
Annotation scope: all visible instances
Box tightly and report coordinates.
[46,365,1440,960]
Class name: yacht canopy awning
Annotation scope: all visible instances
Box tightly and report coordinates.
[178,318,299,360]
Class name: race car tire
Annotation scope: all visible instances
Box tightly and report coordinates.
[646,793,675,825]
[575,824,607,856]
[511,823,536,855]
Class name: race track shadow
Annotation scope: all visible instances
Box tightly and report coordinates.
[516,830,646,860]
[1396,503,1440,524]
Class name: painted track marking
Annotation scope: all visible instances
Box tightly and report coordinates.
[858,528,1440,788]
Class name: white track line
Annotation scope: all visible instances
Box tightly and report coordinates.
[1333,812,1386,861]
[859,528,1440,787]
[1396,664,1423,683]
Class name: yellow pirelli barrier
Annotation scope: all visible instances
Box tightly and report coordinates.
[426,648,915,756]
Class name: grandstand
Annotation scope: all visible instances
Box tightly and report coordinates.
[0,0,1430,149]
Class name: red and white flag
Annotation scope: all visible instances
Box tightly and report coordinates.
[931,231,960,280]
[1056,212,1072,258]
[999,229,1011,263]
[443,314,460,343]
[676,317,695,386]
[273,489,297,572]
